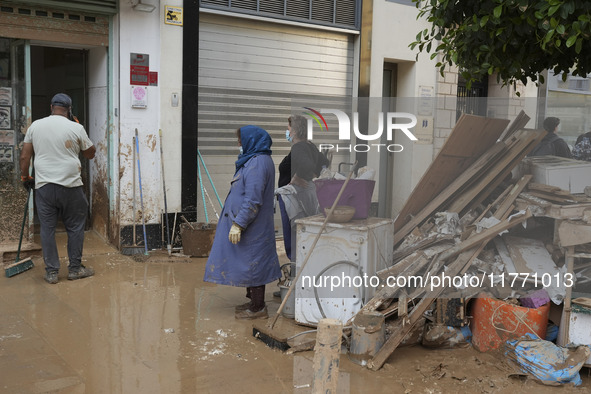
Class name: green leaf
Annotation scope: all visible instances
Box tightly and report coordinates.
[575,37,583,53]
[480,15,489,27]
[556,25,565,35]
[548,5,560,16]
[566,35,577,47]
[493,5,502,19]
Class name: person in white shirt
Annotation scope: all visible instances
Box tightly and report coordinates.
[20,93,96,284]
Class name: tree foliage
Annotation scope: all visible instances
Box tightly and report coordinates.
[410,0,591,89]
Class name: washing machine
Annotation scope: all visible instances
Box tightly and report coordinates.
[294,215,394,326]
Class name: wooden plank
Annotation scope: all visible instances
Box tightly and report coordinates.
[364,254,431,313]
[558,221,591,247]
[447,128,542,214]
[376,251,434,283]
[472,184,512,224]
[367,210,532,371]
[392,142,507,245]
[547,202,591,219]
[528,182,573,196]
[499,110,531,141]
[394,115,510,232]
[391,233,454,262]
[527,191,576,204]
[494,175,532,215]
[437,210,533,262]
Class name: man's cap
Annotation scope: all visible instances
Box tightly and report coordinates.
[51,93,72,107]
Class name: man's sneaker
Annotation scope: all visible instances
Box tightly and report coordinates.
[44,271,58,284]
[68,265,94,281]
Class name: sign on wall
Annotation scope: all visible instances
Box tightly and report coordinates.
[131,86,148,108]
[130,53,149,86]
[165,6,183,26]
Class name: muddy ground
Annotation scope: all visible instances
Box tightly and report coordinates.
[0,231,589,393]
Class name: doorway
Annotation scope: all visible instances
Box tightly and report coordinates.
[30,46,90,231]
[379,62,398,217]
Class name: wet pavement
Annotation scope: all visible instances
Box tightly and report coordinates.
[1,230,589,393]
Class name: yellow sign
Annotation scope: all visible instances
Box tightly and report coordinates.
[165,6,183,26]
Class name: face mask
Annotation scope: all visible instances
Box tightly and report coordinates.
[286,129,292,142]
[239,146,243,155]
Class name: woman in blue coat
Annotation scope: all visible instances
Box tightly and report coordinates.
[204,125,281,319]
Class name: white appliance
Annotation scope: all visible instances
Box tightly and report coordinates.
[518,156,591,194]
[294,215,394,326]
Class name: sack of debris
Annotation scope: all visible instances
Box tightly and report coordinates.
[504,332,591,386]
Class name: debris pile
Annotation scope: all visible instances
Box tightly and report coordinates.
[343,112,591,382]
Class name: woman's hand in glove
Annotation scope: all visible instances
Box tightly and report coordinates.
[228,223,243,244]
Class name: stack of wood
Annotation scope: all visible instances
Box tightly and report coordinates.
[353,112,553,371]
[517,183,591,219]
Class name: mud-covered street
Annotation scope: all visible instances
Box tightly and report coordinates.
[1,231,589,393]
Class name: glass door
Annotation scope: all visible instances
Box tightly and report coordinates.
[0,38,32,244]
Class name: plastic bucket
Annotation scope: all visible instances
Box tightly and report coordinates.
[180,222,216,257]
[348,311,385,366]
[314,179,375,219]
[470,294,550,352]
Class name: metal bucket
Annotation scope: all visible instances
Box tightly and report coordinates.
[348,311,385,366]
[279,263,296,319]
[279,283,296,319]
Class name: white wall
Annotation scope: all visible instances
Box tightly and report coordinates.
[159,1,183,213]
[87,46,110,236]
[117,0,182,225]
[368,0,437,216]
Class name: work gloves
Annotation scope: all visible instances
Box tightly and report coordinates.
[21,176,35,191]
[229,223,243,244]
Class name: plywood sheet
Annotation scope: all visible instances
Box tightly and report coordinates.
[394,115,509,232]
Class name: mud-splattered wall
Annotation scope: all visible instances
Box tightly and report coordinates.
[87,47,114,245]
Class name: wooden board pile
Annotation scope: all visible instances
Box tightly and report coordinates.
[355,112,557,370]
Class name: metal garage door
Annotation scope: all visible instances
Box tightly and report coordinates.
[198,12,355,207]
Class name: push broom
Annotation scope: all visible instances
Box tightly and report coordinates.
[5,189,35,277]
[253,163,357,350]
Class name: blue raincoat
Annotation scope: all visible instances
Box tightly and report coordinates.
[204,125,281,287]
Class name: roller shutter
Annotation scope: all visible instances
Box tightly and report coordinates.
[198,12,355,214]
[198,13,354,156]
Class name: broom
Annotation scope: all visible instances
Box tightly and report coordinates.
[122,135,145,256]
[253,163,357,350]
[5,189,35,277]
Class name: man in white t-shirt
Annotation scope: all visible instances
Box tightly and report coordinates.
[20,93,96,284]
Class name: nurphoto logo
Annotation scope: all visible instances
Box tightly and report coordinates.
[303,108,418,153]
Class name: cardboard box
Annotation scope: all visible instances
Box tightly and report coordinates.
[519,156,591,194]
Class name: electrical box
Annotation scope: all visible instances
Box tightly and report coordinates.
[294,215,394,326]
